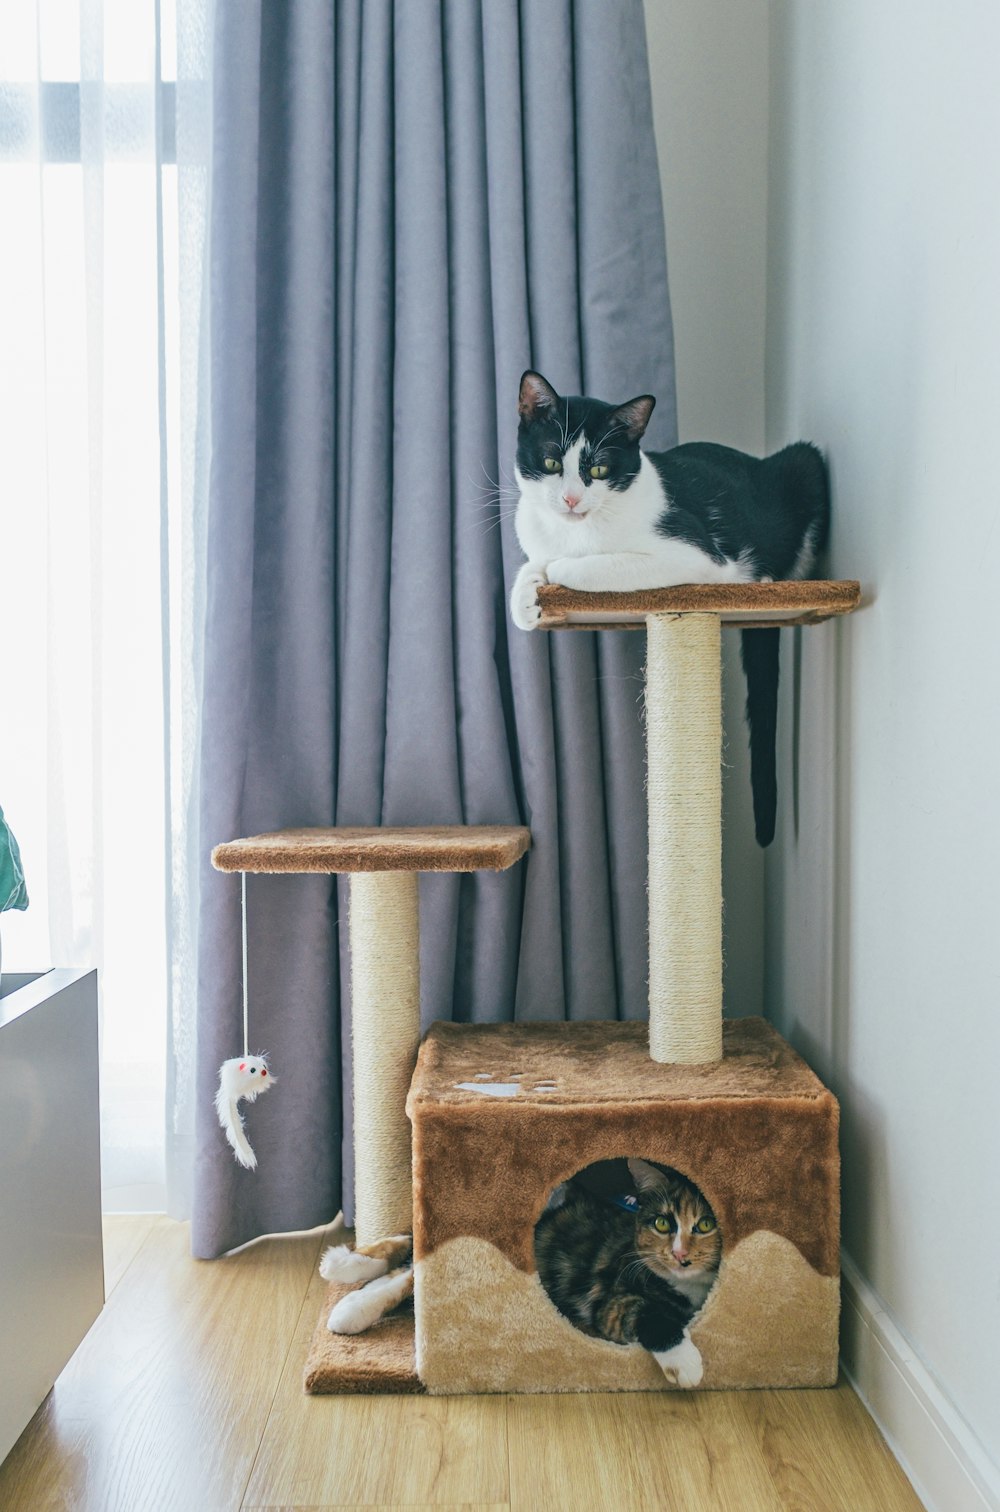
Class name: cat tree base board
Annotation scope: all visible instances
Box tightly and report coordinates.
[304,1280,422,1395]
[408,1017,840,1395]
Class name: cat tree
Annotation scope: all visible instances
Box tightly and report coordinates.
[214,577,860,1395]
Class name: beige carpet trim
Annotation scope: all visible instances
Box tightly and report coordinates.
[415,1231,838,1395]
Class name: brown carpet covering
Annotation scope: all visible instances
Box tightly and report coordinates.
[212,824,531,875]
[536,577,862,628]
[409,1017,840,1393]
[409,1018,840,1278]
[303,1280,423,1395]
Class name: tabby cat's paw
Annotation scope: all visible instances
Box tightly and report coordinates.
[511,562,548,630]
[326,1264,414,1336]
[653,1333,703,1390]
[327,1288,383,1335]
[319,1244,387,1283]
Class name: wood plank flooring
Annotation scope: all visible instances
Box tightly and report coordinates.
[0,1217,925,1512]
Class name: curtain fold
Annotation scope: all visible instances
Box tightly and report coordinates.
[193,0,676,1258]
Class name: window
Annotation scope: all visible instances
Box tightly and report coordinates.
[0,0,209,1211]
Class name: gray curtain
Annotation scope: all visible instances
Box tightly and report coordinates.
[193,0,676,1258]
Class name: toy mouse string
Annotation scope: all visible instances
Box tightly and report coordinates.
[241,868,249,1059]
[215,869,275,1169]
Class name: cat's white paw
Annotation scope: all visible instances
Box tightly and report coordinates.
[544,556,577,589]
[511,562,548,630]
[545,556,599,591]
[326,1264,414,1335]
[319,1244,387,1284]
[653,1333,703,1390]
[327,1288,382,1335]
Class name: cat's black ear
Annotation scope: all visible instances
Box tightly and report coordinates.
[519,370,560,423]
[627,1158,665,1193]
[610,394,656,443]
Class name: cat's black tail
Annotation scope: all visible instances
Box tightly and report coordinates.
[740,627,780,847]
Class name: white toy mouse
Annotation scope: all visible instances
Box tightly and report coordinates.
[214,1055,275,1169]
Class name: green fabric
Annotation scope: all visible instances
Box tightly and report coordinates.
[0,805,28,912]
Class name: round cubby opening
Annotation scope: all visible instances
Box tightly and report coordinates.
[533,1157,721,1345]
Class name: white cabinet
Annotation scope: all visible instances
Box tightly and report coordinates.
[0,969,103,1465]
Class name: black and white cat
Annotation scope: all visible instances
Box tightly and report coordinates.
[510,371,830,845]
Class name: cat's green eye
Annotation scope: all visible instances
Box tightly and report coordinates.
[694,1216,716,1234]
[590,463,609,479]
[544,457,563,473]
[653,1215,674,1234]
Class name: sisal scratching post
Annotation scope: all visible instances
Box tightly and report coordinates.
[646,613,723,1064]
[349,871,421,1246]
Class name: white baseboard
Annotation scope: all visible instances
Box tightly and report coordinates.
[841,1254,1000,1512]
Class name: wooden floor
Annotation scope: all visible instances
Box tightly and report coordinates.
[0,1217,925,1512]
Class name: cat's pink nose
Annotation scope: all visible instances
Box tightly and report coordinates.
[563,492,582,510]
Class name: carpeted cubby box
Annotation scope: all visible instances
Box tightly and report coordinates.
[407,1016,840,1395]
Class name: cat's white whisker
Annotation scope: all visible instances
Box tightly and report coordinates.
[466,495,520,512]
[466,474,520,496]
[466,512,521,540]
[591,419,628,454]
[464,499,520,519]
[467,478,510,493]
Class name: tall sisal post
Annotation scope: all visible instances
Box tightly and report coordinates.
[349,871,421,1245]
[646,613,723,1064]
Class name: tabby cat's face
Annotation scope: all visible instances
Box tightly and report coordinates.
[515,370,655,523]
[628,1159,721,1285]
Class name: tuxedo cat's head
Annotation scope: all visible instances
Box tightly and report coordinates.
[515,371,655,523]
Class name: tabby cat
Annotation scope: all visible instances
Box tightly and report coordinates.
[534,1158,721,1388]
[510,370,831,846]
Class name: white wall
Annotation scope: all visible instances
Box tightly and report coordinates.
[645,0,769,452]
[645,0,770,1016]
[767,0,1000,1476]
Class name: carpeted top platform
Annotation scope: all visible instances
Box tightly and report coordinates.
[536,577,862,628]
[212,824,531,875]
[407,1016,827,1108]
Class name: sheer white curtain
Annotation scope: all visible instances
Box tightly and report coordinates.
[0,0,210,1212]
